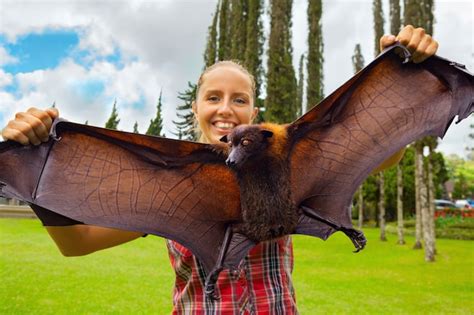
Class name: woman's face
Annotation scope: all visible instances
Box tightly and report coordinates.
[193,66,258,144]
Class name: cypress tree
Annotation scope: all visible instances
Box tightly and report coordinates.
[244,0,264,100]
[404,0,437,257]
[105,99,120,130]
[265,0,297,123]
[204,0,220,67]
[306,0,324,109]
[146,90,164,137]
[133,121,139,133]
[218,0,231,60]
[173,82,198,141]
[404,0,423,27]
[373,0,385,57]
[421,0,434,35]
[296,54,304,116]
[389,0,401,35]
[352,44,365,73]
[230,0,248,61]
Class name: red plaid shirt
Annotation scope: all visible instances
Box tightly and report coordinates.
[166,236,298,314]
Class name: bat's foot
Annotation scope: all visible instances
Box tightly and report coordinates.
[205,282,220,301]
[340,227,367,252]
[205,267,223,301]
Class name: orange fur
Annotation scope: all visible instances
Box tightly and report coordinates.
[260,123,289,158]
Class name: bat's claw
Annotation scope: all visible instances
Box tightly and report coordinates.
[205,282,220,301]
[205,268,222,301]
[340,227,367,253]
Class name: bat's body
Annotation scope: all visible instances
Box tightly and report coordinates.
[0,44,472,299]
[223,123,300,241]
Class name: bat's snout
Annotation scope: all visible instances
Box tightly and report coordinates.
[225,158,237,167]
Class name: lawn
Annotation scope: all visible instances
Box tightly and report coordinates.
[1,218,472,314]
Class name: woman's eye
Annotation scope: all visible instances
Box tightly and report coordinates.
[235,98,246,104]
[208,96,219,102]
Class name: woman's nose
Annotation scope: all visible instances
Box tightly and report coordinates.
[217,99,233,116]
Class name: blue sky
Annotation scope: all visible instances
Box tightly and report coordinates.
[0,0,472,157]
[1,31,79,74]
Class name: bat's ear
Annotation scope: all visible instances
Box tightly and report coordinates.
[261,130,273,139]
[219,135,228,143]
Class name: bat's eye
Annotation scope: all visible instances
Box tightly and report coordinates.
[241,139,251,146]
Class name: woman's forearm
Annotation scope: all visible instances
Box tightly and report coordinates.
[371,147,406,174]
[45,225,145,256]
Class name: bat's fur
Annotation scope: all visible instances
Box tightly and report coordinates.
[223,123,299,242]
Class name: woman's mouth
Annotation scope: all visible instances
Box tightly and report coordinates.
[212,122,236,134]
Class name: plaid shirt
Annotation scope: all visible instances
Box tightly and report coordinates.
[166,236,298,314]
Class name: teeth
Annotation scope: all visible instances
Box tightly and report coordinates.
[214,122,235,129]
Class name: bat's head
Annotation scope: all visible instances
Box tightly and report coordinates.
[219,125,273,169]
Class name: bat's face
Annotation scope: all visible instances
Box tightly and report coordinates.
[220,125,273,169]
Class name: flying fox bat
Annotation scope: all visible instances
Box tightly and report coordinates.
[0,44,472,299]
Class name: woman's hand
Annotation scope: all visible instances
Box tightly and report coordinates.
[1,107,59,145]
[379,24,439,63]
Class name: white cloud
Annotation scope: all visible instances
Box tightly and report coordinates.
[0,69,13,87]
[0,46,18,66]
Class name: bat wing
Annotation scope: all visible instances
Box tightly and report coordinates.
[287,44,473,246]
[0,120,245,274]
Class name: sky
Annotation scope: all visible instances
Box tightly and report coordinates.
[0,0,472,158]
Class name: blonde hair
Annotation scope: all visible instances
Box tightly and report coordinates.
[194,60,257,143]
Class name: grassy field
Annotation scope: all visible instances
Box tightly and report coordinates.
[1,218,472,314]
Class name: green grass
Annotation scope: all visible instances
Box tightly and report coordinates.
[1,218,473,314]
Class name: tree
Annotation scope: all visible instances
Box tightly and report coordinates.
[352,44,365,73]
[390,0,401,35]
[373,0,385,57]
[413,144,423,249]
[173,82,198,141]
[352,44,365,228]
[419,150,435,261]
[306,0,324,110]
[133,121,139,133]
[146,90,164,137]
[404,0,437,256]
[296,54,305,117]
[378,172,387,241]
[230,0,248,61]
[218,0,231,60]
[265,0,297,123]
[244,0,264,100]
[105,100,120,130]
[204,0,220,68]
[397,164,405,244]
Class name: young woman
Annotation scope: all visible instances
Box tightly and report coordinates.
[1,25,438,313]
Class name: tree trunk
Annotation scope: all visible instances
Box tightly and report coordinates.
[397,164,405,244]
[427,148,437,254]
[379,172,387,241]
[358,186,364,229]
[413,146,423,249]
[419,152,435,262]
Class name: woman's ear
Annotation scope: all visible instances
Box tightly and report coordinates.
[192,101,198,118]
[251,106,259,123]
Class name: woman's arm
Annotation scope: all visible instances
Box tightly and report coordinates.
[45,225,146,256]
